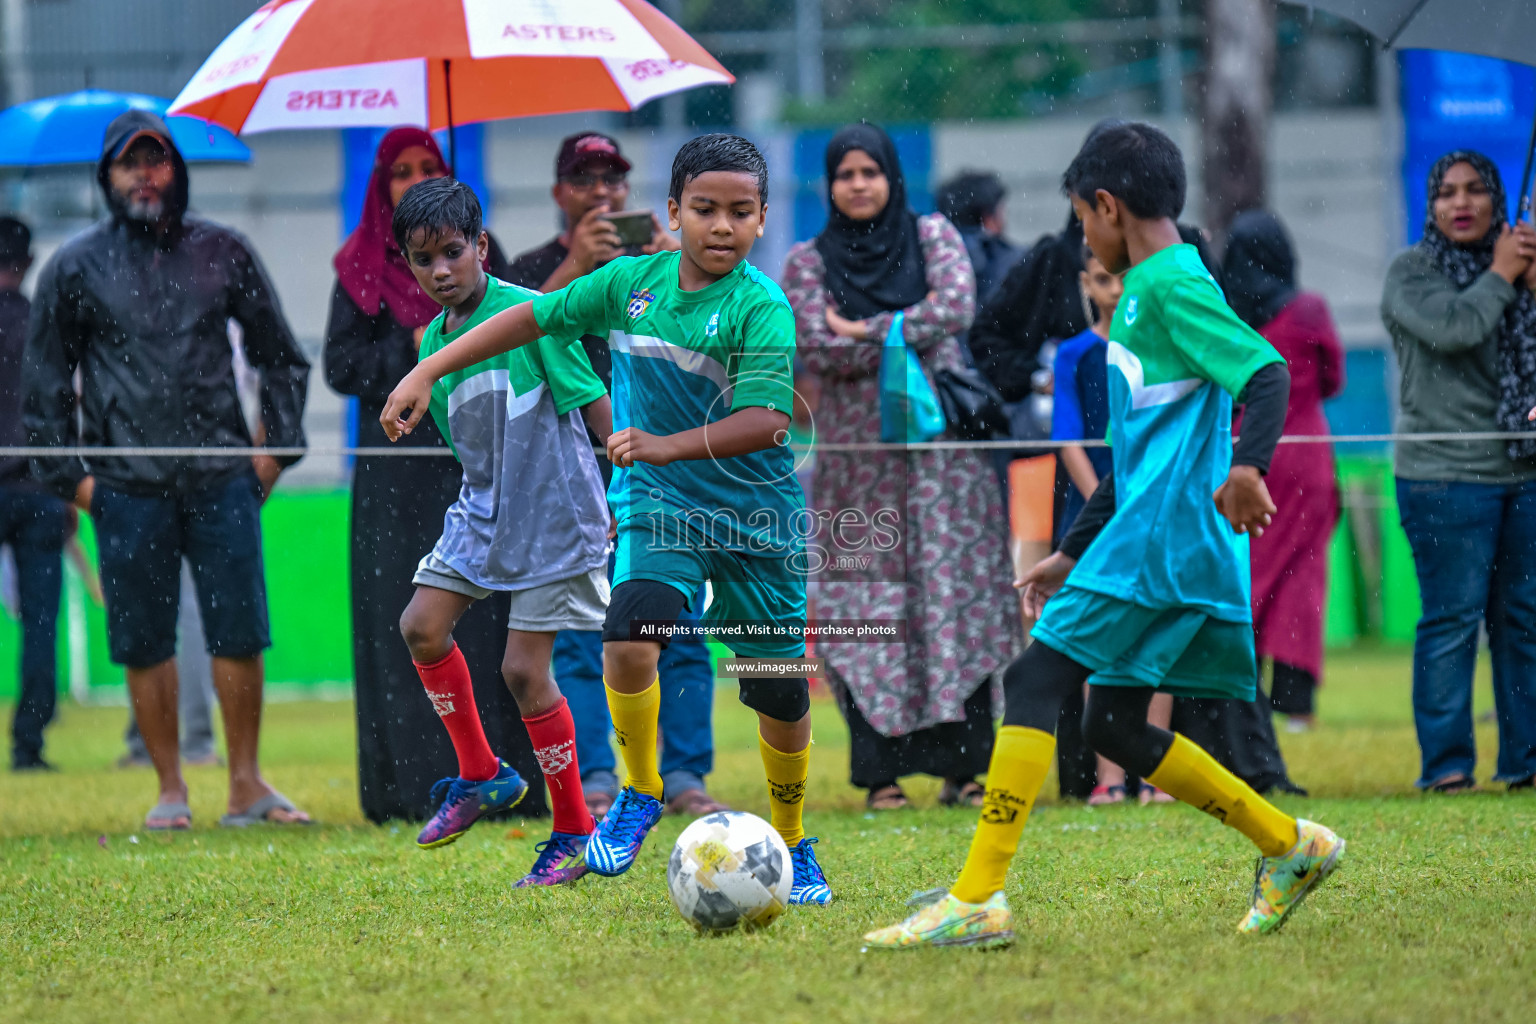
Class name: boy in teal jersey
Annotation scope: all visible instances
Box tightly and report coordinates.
[865,122,1344,951]
[390,178,614,888]
[383,136,831,906]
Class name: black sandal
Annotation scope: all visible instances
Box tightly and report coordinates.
[938,779,985,807]
[1427,773,1478,795]
[866,784,909,810]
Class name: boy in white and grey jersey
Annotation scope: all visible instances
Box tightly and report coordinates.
[389,178,613,889]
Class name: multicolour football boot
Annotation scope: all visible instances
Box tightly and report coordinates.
[583,785,663,876]
[514,831,591,887]
[1238,818,1345,934]
[415,761,528,849]
[861,889,1013,950]
[788,836,833,905]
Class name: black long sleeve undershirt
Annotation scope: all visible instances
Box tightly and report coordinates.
[1230,361,1291,475]
[1057,362,1292,560]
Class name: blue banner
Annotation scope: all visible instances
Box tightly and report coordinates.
[1399,49,1536,244]
[792,125,932,243]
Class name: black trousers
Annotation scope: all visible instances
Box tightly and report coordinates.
[1052,662,1303,798]
[1268,661,1317,716]
[349,447,546,822]
[838,679,995,790]
[1,485,66,766]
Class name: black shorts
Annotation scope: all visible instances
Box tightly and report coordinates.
[603,579,809,722]
[92,471,270,668]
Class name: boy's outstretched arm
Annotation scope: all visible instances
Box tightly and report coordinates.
[607,407,788,469]
[1215,362,1291,537]
[380,303,542,440]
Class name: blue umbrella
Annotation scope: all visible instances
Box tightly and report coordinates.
[0,90,252,167]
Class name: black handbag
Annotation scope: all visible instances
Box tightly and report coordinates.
[933,366,1012,441]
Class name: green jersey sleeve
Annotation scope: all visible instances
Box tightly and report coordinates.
[417,315,459,459]
[728,298,797,416]
[1164,278,1285,399]
[531,258,624,341]
[534,334,608,415]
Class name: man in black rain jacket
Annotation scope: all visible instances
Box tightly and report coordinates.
[23,110,311,828]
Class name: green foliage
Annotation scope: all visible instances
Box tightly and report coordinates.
[2,648,1533,1023]
[804,0,1108,123]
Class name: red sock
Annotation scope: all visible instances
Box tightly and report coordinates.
[523,698,594,836]
[414,644,499,782]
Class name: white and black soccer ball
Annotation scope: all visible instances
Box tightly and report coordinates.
[667,811,791,933]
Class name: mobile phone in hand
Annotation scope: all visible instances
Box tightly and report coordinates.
[606,210,655,248]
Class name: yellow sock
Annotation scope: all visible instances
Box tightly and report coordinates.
[758,733,809,848]
[605,677,663,800]
[1146,733,1298,857]
[951,726,1056,904]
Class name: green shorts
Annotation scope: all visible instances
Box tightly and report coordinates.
[1032,585,1257,701]
[613,514,807,660]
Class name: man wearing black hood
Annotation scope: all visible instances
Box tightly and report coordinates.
[23,111,311,829]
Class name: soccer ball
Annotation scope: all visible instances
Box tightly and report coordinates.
[667,811,791,933]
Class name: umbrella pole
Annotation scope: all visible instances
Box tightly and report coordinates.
[443,58,456,170]
[1520,112,1536,221]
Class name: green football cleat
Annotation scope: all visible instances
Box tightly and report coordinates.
[1238,818,1345,935]
[861,889,1014,951]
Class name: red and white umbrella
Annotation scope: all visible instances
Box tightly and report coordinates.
[168,0,733,134]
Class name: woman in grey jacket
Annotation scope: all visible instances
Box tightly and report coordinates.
[1381,150,1536,794]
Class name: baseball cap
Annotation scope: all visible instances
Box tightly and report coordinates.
[111,128,172,161]
[555,132,632,179]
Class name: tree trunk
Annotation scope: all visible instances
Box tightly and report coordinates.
[1202,0,1276,240]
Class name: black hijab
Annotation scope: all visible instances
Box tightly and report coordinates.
[1418,150,1536,461]
[814,123,929,321]
[1221,210,1298,331]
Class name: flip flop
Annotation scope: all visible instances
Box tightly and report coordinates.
[145,801,192,831]
[219,791,311,827]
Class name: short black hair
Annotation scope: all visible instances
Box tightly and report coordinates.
[0,216,30,265]
[668,133,768,204]
[1061,121,1186,221]
[936,171,1006,229]
[392,177,483,252]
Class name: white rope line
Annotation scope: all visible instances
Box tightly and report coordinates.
[2,431,1533,458]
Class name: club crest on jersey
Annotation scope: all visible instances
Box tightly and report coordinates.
[626,288,657,320]
[705,311,720,337]
[1124,296,1139,326]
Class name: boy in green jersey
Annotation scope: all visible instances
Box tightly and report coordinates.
[390,178,614,887]
[864,122,1344,951]
[383,136,830,905]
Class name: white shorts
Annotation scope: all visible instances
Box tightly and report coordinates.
[412,552,610,632]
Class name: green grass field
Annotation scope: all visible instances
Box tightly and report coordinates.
[3,646,1533,1023]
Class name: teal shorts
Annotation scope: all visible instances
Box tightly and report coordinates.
[613,514,807,660]
[1032,585,1257,701]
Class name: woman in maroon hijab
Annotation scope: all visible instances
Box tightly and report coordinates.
[323,127,544,823]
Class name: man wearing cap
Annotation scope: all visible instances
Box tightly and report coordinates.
[23,110,311,829]
[504,131,726,820]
